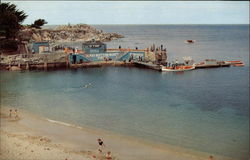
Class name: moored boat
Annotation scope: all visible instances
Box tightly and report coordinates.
[225,60,245,67]
[232,63,245,67]
[161,64,195,72]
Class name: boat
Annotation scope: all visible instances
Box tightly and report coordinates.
[161,64,195,72]
[232,63,244,67]
[225,60,245,67]
[185,40,195,43]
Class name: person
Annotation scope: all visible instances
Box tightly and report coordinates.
[105,151,112,160]
[209,155,214,160]
[97,138,105,153]
[9,109,12,118]
[14,109,18,120]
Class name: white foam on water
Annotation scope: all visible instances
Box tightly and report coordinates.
[45,118,83,130]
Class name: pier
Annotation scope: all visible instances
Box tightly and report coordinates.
[134,61,161,71]
[0,40,244,72]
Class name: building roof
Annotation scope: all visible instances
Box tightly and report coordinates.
[82,39,105,45]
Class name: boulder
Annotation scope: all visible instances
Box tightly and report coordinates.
[9,66,21,71]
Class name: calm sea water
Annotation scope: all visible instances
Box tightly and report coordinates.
[1,25,249,159]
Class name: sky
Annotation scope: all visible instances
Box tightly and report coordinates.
[4,1,250,25]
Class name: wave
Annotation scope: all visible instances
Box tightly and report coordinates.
[45,118,83,130]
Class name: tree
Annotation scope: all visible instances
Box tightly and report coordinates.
[0,2,27,39]
[31,19,47,29]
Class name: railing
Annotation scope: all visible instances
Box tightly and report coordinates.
[106,48,147,52]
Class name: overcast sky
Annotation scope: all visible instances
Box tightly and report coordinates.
[4,1,250,25]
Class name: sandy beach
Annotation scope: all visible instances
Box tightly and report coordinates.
[0,106,234,160]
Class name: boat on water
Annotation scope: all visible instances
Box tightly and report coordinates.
[225,61,245,67]
[185,40,195,43]
[161,64,195,72]
[161,57,196,72]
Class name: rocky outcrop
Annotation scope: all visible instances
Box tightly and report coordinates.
[9,66,21,71]
[19,24,124,42]
[0,52,67,66]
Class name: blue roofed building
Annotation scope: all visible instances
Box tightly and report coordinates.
[82,39,107,54]
[32,41,50,54]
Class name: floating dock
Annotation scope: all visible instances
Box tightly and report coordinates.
[195,59,231,69]
[195,63,230,69]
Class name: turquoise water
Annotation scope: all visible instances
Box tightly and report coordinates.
[1,25,249,159]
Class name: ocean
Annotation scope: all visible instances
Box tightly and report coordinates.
[1,25,249,159]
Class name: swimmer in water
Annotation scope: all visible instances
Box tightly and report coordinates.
[82,83,92,88]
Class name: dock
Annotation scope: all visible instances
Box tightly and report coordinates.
[195,59,231,69]
[134,62,161,71]
[69,61,134,68]
[195,63,230,69]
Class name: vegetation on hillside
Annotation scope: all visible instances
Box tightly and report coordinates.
[30,19,48,29]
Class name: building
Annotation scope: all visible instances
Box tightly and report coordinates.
[69,40,146,64]
[32,42,50,54]
[82,39,106,54]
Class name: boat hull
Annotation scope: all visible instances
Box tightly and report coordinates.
[161,66,195,72]
[225,61,245,67]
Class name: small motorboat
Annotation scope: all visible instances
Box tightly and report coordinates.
[233,63,245,67]
[185,40,195,43]
[225,61,245,67]
[161,64,195,72]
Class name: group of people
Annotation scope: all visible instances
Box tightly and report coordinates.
[96,138,214,160]
[97,138,112,160]
[9,109,19,120]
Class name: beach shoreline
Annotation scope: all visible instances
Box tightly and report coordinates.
[0,106,235,160]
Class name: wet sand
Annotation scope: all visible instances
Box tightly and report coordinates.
[0,106,233,160]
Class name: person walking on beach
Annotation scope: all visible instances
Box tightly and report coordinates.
[9,109,12,118]
[14,109,18,120]
[97,138,105,153]
[105,151,112,160]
